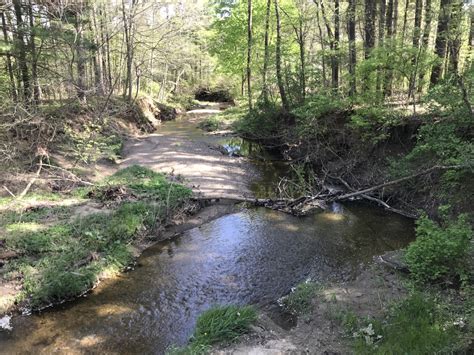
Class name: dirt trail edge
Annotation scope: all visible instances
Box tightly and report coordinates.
[121,105,257,199]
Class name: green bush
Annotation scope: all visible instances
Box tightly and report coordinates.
[354,293,462,354]
[192,305,257,346]
[281,281,320,315]
[405,214,472,284]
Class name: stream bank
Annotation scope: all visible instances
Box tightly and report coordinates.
[0,103,420,354]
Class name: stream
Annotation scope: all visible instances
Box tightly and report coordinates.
[0,108,415,354]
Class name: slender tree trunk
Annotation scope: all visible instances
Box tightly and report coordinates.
[319,0,337,89]
[376,0,386,95]
[274,0,290,114]
[121,0,133,100]
[1,11,17,102]
[262,0,271,103]
[393,0,399,36]
[430,0,451,85]
[91,4,104,95]
[448,1,463,74]
[12,0,31,103]
[384,0,394,96]
[347,0,356,96]
[314,0,327,87]
[247,0,253,110]
[27,1,40,105]
[364,0,376,59]
[417,0,432,92]
[401,0,410,44]
[408,0,423,98]
[333,0,339,91]
[74,12,87,102]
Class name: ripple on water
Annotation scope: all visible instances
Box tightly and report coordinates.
[0,205,414,354]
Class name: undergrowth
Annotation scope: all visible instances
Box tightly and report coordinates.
[0,165,191,310]
[349,293,466,354]
[169,305,257,354]
[281,281,320,315]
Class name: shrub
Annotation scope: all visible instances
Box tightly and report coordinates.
[354,293,462,354]
[281,281,320,315]
[192,305,257,346]
[405,214,472,284]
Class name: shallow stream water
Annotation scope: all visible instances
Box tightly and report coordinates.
[0,109,415,354]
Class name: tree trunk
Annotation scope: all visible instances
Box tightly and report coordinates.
[430,0,451,85]
[262,0,271,103]
[274,0,290,113]
[247,0,253,110]
[376,0,386,95]
[12,0,31,103]
[448,1,463,74]
[74,12,87,102]
[333,0,339,91]
[27,1,41,105]
[121,0,133,100]
[401,0,410,44]
[347,0,356,96]
[364,0,376,59]
[417,0,432,92]
[384,0,394,96]
[1,11,17,102]
[408,0,423,97]
[314,0,327,87]
[91,4,104,95]
[319,0,337,89]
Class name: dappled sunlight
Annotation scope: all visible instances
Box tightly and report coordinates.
[318,212,346,222]
[6,221,46,233]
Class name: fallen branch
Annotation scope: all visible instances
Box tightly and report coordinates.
[331,165,466,202]
[17,156,43,200]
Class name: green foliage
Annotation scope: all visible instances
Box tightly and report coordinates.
[198,116,220,131]
[65,122,123,163]
[353,293,462,354]
[281,281,320,315]
[405,214,472,284]
[0,166,191,309]
[234,103,285,140]
[349,106,403,144]
[191,305,257,346]
[93,165,192,205]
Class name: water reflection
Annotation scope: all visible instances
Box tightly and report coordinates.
[0,205,414,354]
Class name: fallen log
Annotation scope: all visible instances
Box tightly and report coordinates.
[193,165,467,218]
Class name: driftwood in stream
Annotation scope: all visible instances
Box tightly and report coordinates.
[195,165,467,217]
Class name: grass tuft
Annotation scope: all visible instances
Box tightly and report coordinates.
[281,281,320,315]
[193,305,256,346]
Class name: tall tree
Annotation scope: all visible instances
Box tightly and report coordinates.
[247,0,253,109]
[418,0,432,92]
[74,9,87,102]
[364,0,376,58]
[27,0,41,105]
[12,0,31,103]
[347,0,357,95]
[333,0,340,91]
[1,10,17,102]
[274,0,290,113]
[262,0,271,103]
[430,0,452,85]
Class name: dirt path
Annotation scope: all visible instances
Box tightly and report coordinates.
[121,105,258,199]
